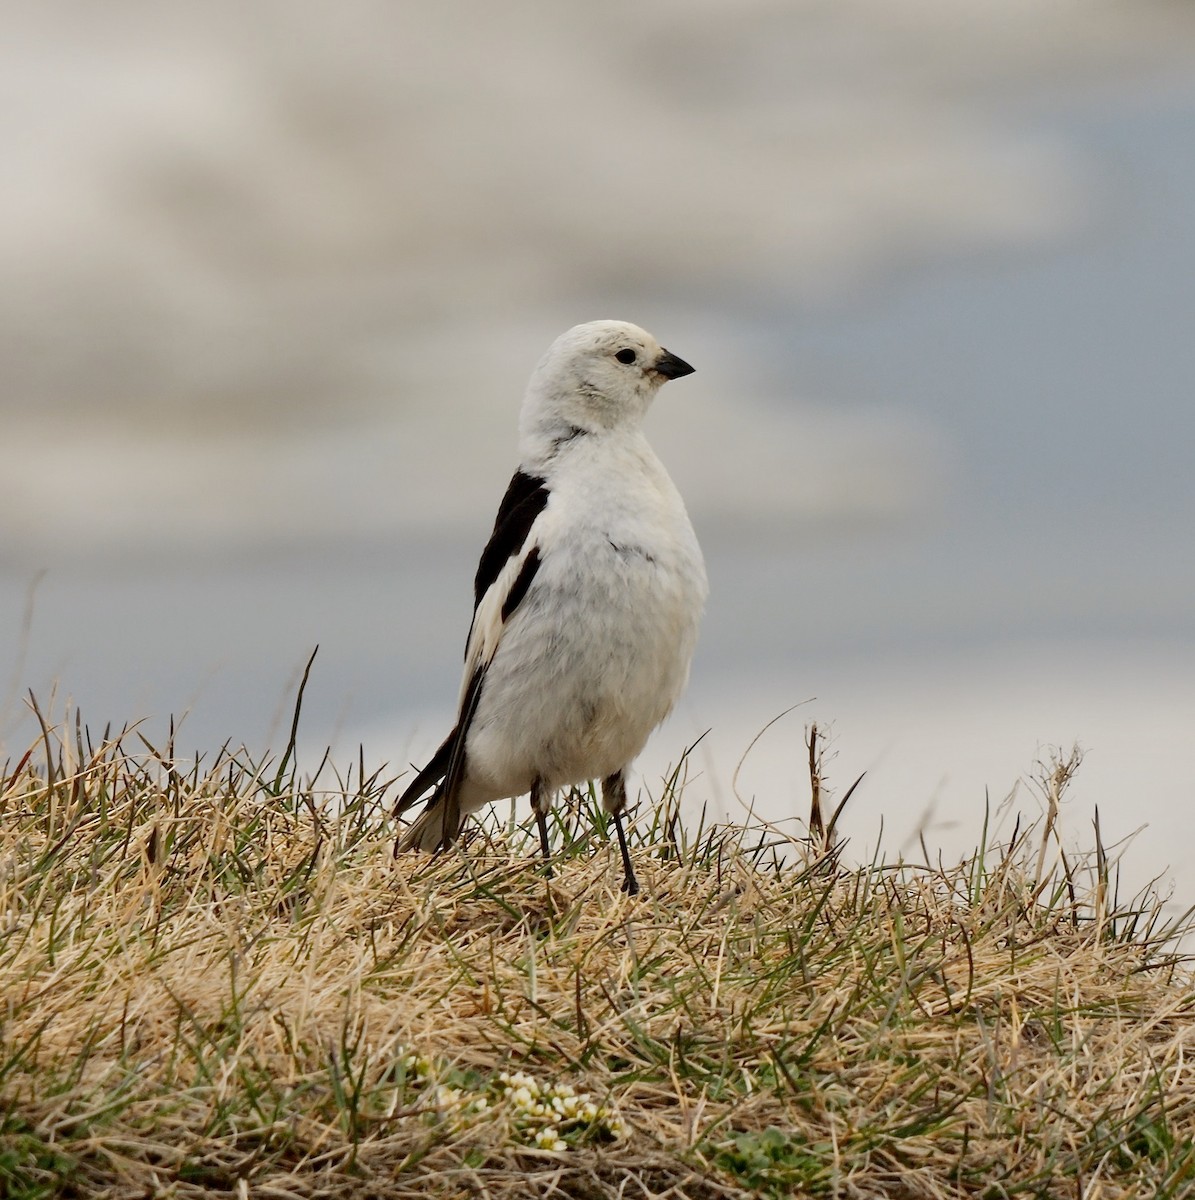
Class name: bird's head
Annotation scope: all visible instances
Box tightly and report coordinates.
[520,320,694,455]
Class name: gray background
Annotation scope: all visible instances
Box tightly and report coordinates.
[3,1,1193,908]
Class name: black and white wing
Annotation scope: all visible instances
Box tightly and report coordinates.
[393,469,549,830]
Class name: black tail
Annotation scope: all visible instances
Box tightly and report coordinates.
[394,664,488,853]
[394,730,455,817]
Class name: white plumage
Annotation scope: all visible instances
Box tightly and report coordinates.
[395,320,706,893]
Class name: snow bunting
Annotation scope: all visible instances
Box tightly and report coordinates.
[394,320,706,894]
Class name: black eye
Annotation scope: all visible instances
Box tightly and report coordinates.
[615,348,637,365]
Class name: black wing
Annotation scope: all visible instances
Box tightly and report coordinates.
[395,470,549,823]
[473,470,548,608]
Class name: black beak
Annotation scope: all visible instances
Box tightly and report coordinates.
[653,349,695,380]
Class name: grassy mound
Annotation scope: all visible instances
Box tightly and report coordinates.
[1,709,1193,1198]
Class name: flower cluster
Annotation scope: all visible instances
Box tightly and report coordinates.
[497,1069,627,1151]
[391,1049,626,1151]
[402,1055,490,1116]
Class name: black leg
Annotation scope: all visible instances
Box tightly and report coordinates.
[531,779,553,878]
[603,772,639,896]
[611,810,639,896]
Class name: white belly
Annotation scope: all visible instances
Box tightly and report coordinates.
[464,523,705,802]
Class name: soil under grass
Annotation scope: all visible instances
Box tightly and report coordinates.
[1,710,1193,1198]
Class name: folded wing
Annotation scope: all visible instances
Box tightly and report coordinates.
[394,470,549,832]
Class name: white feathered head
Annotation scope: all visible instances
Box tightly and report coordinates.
[520,320,694,453]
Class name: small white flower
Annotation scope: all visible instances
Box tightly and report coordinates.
[534,1127,566,1151]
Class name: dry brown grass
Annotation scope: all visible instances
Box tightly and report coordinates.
[2,707,1194,1198]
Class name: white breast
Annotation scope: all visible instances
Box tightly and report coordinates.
[463,431,706,802]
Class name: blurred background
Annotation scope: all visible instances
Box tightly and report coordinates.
[3,1,1194,906]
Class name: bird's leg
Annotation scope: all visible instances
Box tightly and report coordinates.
[602,771,639,896]
[531,779,553,878]
[611,813,638,896]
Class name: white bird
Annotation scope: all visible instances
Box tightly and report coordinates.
[394,320,706,894]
